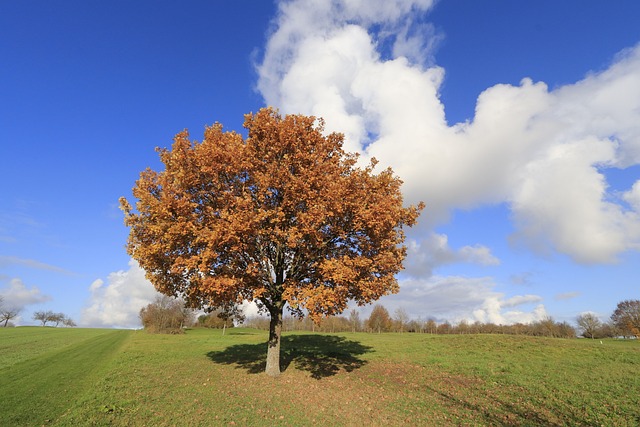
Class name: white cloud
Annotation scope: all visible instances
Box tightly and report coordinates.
[0,278,52,310]
[623,180,640,211]
[257,1,640,264]
[81,259,163,329]
[404,233,499,277]
[378,276,547,325]
[240,300,261,319]
[0,256,75,275]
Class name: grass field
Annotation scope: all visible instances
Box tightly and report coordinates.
[1,327,639,426]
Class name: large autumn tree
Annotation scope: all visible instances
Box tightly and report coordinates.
[120,107,423,376]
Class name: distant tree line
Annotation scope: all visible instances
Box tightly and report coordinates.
[576,300,640,339]
[32,310,76,327]
[139,297,640,340]
[244,299,640,340]
[139,296,246,334]
[243,304,577,338]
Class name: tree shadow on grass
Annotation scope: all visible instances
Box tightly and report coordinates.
[206,334,373,379]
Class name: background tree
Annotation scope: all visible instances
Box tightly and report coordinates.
[437,321,452,334]
[424,318,437,334]
[199,303,246,334]
[198,313,225,329]
[601,321,618,338]
[49,312,65,327]
[139,295,194,334]
[456,319,470,334]
[62,316,77,327]
[33,310,74,327]
[121,108,423,376]
[392,307,409,332]
[348,309,362,333]
[1,307,20,327]
[367,304,392,333]
[576,313,602,339]
[611,300,640,338]
[33,310,54,326]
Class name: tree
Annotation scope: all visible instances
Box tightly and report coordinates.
[576,313,602,339]
[367,304,392,333]
[32,310,73,327]
[121,108,422,376]
[456,319,470,334]
[348,309,362,333]
[424,318,437,334]
[1,307,20,327]
[611,300,640,338]
[49,312,65,327]
[33,310,54,326]
[393,307,409,332]
[139,295,194,333]
[199,303,246,334]
[62,316,77,327]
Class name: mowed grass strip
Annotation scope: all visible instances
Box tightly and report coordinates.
[0,328,131,426]
[0,326,118,367]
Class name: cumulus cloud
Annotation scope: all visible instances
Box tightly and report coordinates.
[623,180,640,211]
[404,233,499,277]
[0,278,52,310]
[81,259,163,328]
[377,276,547,325]
[257,0,640,264]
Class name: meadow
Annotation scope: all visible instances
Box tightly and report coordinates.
[1,327,638,426]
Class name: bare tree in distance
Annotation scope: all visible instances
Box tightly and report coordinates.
[33,310,53,326]
[50,312,65,327]
[393,307,409,333]
[348,309,362,333]
[576,313,602,339]
[1,306,20,327]
[139,295,195,334]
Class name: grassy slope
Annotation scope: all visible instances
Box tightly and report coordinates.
[0,328,131,426]
[1,327,639,426]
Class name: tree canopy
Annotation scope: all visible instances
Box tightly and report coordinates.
[611,299,640,338]
[139,295,194,333]
[121,107,422,375]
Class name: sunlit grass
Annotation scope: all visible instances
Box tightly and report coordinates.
[1,327,638,426]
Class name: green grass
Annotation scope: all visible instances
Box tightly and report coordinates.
[0,326,120,366]
[1,327,639,426]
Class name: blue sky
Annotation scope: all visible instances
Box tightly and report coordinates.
[1,0,639,328]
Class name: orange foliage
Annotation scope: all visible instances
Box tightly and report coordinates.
[120,107,423,324]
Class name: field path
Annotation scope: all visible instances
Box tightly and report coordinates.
[0,329,131,426]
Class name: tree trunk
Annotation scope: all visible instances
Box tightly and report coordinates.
[265,307,283,377]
